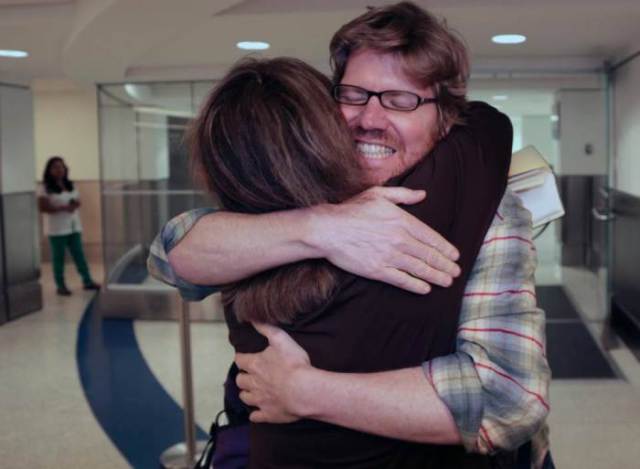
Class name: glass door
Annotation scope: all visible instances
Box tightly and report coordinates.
[469,70,615,379]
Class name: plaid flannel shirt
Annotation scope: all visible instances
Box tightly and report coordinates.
[147,190,551,467]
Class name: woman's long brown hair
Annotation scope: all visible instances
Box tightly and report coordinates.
[190,57,366,324]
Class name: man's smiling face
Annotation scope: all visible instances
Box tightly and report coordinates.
[339,49,440,185]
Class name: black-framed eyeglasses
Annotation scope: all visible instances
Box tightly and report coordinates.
[332,84,438,112]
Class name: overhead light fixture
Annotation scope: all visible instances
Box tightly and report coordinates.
[236,41,270,51]
[492,34,527,45]
[124,83,151,102]
[492,95,509,101]
[0,49,28,58]
[134,106,194,118]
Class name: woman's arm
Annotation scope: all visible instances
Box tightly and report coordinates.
[38,195,71,214]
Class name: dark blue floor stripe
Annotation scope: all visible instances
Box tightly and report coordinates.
[76,299,208,468]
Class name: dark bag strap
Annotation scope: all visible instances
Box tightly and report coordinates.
[193,409,227,469]
[193,363,251,469]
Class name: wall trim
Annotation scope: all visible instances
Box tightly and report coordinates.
[612,50,640,72]
[0,81,29,90]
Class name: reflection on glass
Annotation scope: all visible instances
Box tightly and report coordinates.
[469,74,609,321]
[98,81,217,288]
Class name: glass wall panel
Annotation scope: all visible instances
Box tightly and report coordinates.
[470,71,611,326]
[97,81,217,318]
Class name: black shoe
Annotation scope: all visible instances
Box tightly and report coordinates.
[57,286,72,296]
[83,282,101,291]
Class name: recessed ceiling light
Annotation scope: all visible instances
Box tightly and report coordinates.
[492,95,509,101]
[492,34,527,45]
[236,41,270,51]
[0,49,28,58]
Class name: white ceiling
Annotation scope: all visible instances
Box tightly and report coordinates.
[1,0,639,85]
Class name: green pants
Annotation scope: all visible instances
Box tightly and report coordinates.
[48,232,93,289]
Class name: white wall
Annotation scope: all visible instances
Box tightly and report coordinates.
[32,80,99,181]
[521,115,558,169]
[555,89,607,176]
[0,85,35,194]
[613,56,640,197]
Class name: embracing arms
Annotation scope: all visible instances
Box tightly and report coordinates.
[149,186,461,299]
[148,196,549,453]
[38,196,78,214]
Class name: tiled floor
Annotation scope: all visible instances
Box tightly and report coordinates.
[1,263,640,468]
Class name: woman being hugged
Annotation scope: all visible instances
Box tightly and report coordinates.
[38,156,100,296]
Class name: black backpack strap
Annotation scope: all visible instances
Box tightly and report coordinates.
[193,409,226,469]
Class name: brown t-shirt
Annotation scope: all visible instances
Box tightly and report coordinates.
[226,102,513,468]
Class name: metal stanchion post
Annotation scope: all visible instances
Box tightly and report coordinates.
[160,300,207,469]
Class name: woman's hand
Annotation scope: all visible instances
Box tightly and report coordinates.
[235,323,311,424]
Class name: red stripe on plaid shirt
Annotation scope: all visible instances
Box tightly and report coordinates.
[464,289,536,299]
[482,235,535,249]
[479,425,496,452]
[458,327,545,353]
[476,363,550,410]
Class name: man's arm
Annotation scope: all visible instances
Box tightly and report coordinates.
[236,323,461,444]
[148,186,461,297]
[38,196,72,214]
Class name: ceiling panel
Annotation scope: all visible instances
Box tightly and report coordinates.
[0,0,638,84]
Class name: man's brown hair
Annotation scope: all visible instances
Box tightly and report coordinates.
[330,1,469,137]
[190,57,366,324]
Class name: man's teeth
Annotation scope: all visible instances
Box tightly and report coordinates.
[357,142,394,159]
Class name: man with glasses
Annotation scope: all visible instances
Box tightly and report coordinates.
[149,2,551,467]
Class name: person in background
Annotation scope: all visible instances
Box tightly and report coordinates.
[38,156,100,296]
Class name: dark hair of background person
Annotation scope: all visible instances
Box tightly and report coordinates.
[189,57,367,324]
[330,1,469,138]
[42,156,74,194]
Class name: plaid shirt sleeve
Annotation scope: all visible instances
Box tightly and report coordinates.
[146,207,220,301]
[423,189,551,460]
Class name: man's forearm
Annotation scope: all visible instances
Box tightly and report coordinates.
[168,209,320,285]
[160,188,459,294]
[292,365,461,444]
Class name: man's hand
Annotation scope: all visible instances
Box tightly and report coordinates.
[307,186,461,294]
[235,323,311,424]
